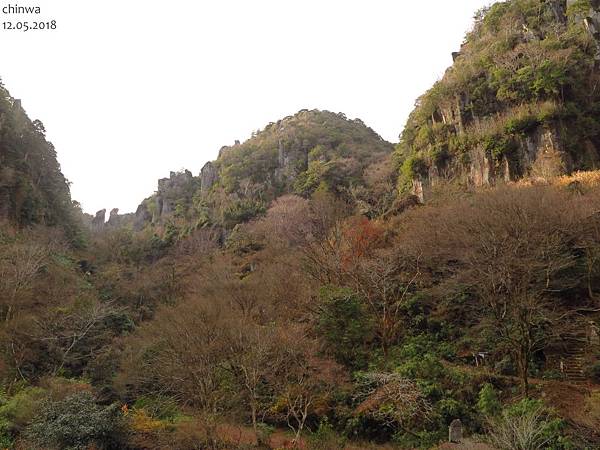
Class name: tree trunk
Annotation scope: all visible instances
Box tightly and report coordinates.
[517,348,530,397]
[251,402,257,435]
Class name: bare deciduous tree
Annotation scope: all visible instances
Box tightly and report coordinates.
[0,234,56,321]
[355,372,432,431]
[34,300,119,376]
[401,186,594,395]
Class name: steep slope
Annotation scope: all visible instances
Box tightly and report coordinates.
[0,80,79,238]
[131,109,394,231]
[396,0,600,200]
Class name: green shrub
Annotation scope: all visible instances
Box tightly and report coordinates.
[431,145,451,168]
[482,2,510,32]
[222,198,266,227]
[397,334,456,361]
[413,125,434,150]
[317,286,373,368]
[482,134,517,161]
[256,422,275,447]
[393,429,445,450]
[0,386,47,437]
[309,418,346,450]
[537,102,562,123]
[505,115,539,135]
[567,0,592,18]
[26,391,125,450]
[477,383,501,417]
[133,395,181,421]
[401,154,429,180]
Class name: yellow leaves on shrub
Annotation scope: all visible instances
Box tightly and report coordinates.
[270,394,289,414]
[129,408,170,434]
[556,170,600,189]
[516,170,600,191]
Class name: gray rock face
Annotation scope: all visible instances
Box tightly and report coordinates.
[130,170,196,230]
[275,138,308,185]
[107,209,135,228]
[409,1,600,204]
[107,208,121,227]
[91,209,106,229]
[218,145,231,159]
[109,208,119,221]
[156,170,194,217]
[133,202,152,231]
[500,127,567,180]
[200,162,218,192]
[468,126,570,187]
[568,0,600,60]
[549,0,567,23]
[412,124,585,203]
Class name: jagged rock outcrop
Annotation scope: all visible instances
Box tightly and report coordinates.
[109,208,119,222]
[91,209,106,229]
[129,170,196,230]
[105,208,134,227]
[156,170,194,217]
[85,207,135,231]
[200,162,218,191]
[133,201,152,231]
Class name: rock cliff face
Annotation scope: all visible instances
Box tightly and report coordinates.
[568,0,600,60]
[397,0,600,202]
[275,137,309,185]
[155,170,194,217]
[129,170,196,229]
[91,209,106,229]
[200,162,218,192]
[409,122,582,204]
[133,202,152,231]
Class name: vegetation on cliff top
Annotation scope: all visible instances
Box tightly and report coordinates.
[396,0,600,188]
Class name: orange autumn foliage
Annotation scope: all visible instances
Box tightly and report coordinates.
[341,217,385,269]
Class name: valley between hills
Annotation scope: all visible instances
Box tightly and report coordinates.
[2,1,600,449]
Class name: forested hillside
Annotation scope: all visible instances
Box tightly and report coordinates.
[0,81,81,240]
[1,1,600,449]
[127,109,395,237]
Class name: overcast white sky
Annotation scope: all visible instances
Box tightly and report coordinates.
[2,0,491,214]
